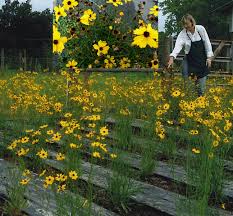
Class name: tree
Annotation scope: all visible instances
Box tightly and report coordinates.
[160,0,230,39]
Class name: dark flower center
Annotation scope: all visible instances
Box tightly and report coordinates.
[68,1,71,5]
[144,31,150,37]
[99,47,103,51]
[53,40,59,45]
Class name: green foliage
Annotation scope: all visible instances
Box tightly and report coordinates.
[160,0,230,39]
[56,1,158,68]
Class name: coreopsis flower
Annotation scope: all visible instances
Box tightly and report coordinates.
[189,130,199,135]
[47,130,54,135]
[40,124,48,129]
[53,30,67,54]
[110,153,117,159]
[17,148,29,157]
[57,184,66,192]
[106,0,123,7]
[100,126,108,136]
[69,171,78,180]
[132,23,158,48]
[52,132,62,142]
[93,40,110,56]
[22,169,31,177]
[163,103,170,110]
[56,174,68,182]
[37,149,48,159]
[63,0,78,11]
[92,151,101,158]
[64,112,72,117]
[192,148,200,154]
[20,178,30,185]
[44,176,55,188]
[54,5,67,22]
[66,60,77,69]
[21,136,29,143]
[119,57,131,68]
[172,90,181,97]
[56,153,66,161]
[104,55,116,68]
[149,59,159,69]
[119,11,124,16]
[54,102,63,112]
[149,5,159,17]
[80,9,96,25]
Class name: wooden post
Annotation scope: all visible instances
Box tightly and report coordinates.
[1,48,4,72]
[23,49,26,71]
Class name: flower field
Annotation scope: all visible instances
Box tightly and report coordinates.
[0,0,232,215]
[0,70,232,216]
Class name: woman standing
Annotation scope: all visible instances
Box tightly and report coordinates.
[167,14,214,97]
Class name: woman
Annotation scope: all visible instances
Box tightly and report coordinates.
[167,14,214,97]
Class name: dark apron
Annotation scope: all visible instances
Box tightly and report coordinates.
[186,30,209,79]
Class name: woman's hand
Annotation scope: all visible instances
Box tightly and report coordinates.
[206,58,212,68]
[167,56,174,68]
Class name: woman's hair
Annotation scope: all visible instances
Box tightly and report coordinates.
[181,14,196,26]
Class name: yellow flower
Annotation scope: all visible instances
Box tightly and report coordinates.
[172,90,181,97]
[44,176,54,187]
[212,140,219,147]
[32,139,39,145]
[17,148,29,157]
[55,173,68,182]
[149,5,159,17]
[54,5,67,22]
[221,203,225,209]
[63,0,78,11]
[100,126,108,136]
[22,169,31,176]
[53,30,67,54]
[110,153,117,159]
[189,130,198,135]
[47,130,54,135]
[21,136,29,143]
[37,149,48,159]
[69,171,78,180]
[52,132,62,141]
[119,11,124,16]
[56,153,65,161]
[192,148,200,154]
[20,178,30,185]
[80,9,96,25]
[93,151,101,158]
[57,184,66,192]
[132,23,158,48]
[106,0,123,7]
[93,40,110,56]
[163,103,170,110]
[40,124,48,129]
[66,60,77,69]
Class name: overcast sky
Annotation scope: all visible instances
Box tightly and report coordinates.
[0,0,53,11]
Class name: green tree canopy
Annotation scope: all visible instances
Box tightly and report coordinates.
[160,0,231,39]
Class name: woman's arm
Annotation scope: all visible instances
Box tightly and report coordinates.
[169,31,185,59]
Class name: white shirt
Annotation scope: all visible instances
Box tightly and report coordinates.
[170,25,214,59]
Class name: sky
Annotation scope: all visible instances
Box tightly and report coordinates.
[0,0,53,12]
[158,0,167,32]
